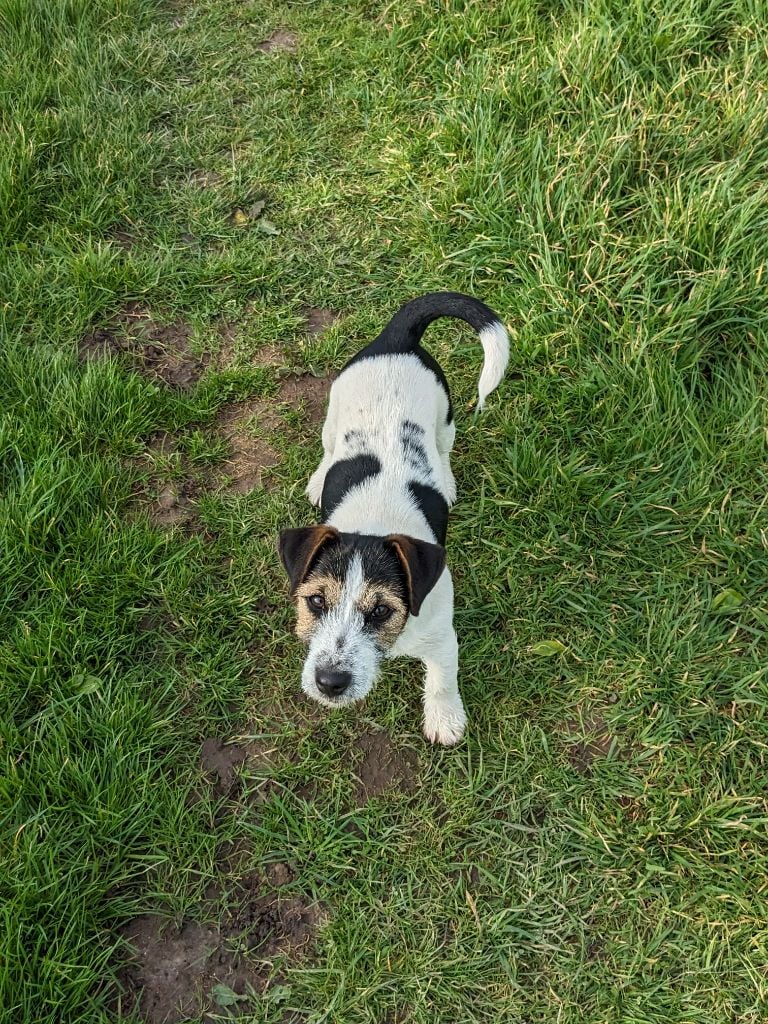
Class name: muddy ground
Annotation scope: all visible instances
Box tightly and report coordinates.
[93,301,422,1021]
[79,303,209,390]
[117,716,419,1023]
[560,708,620,776]
[119,881,320,1023]
[81,301,337,527]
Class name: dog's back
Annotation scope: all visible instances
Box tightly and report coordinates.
[319,354,450,541]
[310,293,509,543]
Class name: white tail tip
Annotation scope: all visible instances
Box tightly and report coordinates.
[477,321,509,410]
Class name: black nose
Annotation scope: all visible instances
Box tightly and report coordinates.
[315,668,352,698]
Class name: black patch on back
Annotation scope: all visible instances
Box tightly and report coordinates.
[402,419,424,435]
[321,455,381,519]
[408,481,449,545]
[400,419,432,479]
[342,347,453,424]
[343,428,376,456]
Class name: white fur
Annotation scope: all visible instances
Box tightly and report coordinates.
[302,323,507,745]
[301,554,382,707]
[306,355,453,529]
[477,322,509,410]
[389,570,465,745]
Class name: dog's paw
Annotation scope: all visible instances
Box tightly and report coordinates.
[423,697,466,746]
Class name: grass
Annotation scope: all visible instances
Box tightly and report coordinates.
[2,0,767,1021]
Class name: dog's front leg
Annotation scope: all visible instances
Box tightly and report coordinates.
[421,628,465,746]
[400,571,466,746]
[306,454,334,507]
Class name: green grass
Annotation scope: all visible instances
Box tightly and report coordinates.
[2,0,768,1021]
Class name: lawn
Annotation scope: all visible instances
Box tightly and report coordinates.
[2,0,767,1021]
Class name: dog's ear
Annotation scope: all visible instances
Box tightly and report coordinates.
[386,534,446,616]
[277,525,339,594]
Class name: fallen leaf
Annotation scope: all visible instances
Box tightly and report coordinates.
[211,983,248,1007]
[264,984,292,1004]
[248,199,267,218]
[257,218,280,235]
[72,674,101,695]
[711,588,744,613]
[230,208,249,226]
[531,639,567,657]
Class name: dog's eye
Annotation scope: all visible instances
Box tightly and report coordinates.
[370,603,392,622]
[307,594,326,611]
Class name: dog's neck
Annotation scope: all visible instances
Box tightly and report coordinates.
[325,501,435,545]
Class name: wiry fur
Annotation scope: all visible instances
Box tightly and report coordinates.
[280,292,508,745]
[298,554,381,706]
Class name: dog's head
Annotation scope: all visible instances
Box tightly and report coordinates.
[277,526,445,706]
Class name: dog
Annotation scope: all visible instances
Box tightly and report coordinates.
[277,292,508,745]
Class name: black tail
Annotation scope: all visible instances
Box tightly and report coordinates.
[350,291,509,411]
[372,291,502,353]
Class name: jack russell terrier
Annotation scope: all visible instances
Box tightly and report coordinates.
[278,292,508,745]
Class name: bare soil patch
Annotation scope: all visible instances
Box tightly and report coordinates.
[215,838,254,877]
[119,917,229,1023]
[144,431,178,459]
[80,304,208,389]
[150,479,199,528]
[216,304,337,371]
[256,29,298,53]
[119,723,324,1021]
[215,321,286,371]
[189,168,223,188]
[265,861,296,887]
[561,711,616,775]
[251,344,285,367]
[215,323,240,366]
[302,306,339,336]
[200,732,282,806]
[119,881,320,1023]
[354,730,418,804]
[207,372,330,492]
[196,695,328,810]
[109,227,136,250]
[277,373,332,426]
[129,359,330,525]
[213,399,282,493]
[209,698,418,810]
[223,873,319,955]
[200,738,249,799]
[135,432,200,530]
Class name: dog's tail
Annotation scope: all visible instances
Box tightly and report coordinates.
[372,292,509,410]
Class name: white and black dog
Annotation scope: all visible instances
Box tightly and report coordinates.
[278,292,508,745]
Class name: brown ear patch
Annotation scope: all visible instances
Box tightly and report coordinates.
[277,526,339,594]
[386,535,446,615]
